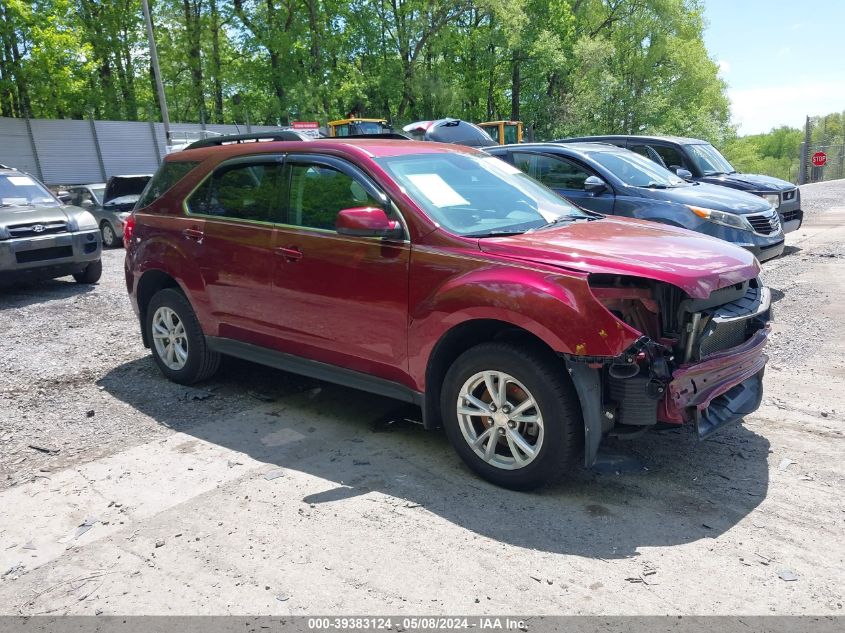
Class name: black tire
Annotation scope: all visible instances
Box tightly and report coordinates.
[440,341,582,490]
[101,221,122,248]
[146,288,220,384]
[72,259,102,284]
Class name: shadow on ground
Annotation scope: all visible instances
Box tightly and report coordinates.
[0,277,94,309]
[99,356,770,560]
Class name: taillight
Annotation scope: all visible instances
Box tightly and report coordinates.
[123,214,136,243]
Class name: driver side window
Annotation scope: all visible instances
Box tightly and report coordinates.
[650,145,688,171]
[512,152,591,190]
[285,162,382,231]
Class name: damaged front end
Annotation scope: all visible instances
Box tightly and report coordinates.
[566,274,772,466]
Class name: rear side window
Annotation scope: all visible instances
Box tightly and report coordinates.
[187,162,284,223]
[137,161,198,208]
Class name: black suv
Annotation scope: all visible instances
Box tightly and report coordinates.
[558,135,803,233]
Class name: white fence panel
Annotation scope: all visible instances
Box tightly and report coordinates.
[30,119,102,185]
[96,120,161,178]
[0,118,40,178]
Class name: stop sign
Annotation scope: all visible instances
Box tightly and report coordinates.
[812,151,827,167]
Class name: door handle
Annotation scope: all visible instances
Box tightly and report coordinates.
[182,227,204,242]
[274,246,303,261]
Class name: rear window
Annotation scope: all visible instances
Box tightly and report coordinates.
[136,161,199,209]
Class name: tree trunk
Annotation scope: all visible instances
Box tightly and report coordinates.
[511,51,520,121]
[209,0,224,123]
[183,0,205,123]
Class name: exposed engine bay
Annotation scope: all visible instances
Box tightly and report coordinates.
[574,274,772,449]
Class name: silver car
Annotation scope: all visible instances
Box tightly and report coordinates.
[67,175,151,247]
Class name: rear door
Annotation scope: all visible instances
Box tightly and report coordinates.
[510,151,615,214]
[270,154,411,383]
[184,155,286,345]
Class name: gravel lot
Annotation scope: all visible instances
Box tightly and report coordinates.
[1,181,843,615]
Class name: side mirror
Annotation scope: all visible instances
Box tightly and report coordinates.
[584,175,607,195]
[336,207,403,239]
[672,167,693,181]
[80,199,93,208]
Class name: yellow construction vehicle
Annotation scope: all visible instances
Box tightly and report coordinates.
[478,121,523,145]
[328,118,391,137]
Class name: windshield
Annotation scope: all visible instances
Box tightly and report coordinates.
[589,150,686,188]
[686,143,736,175]
[0,174,59,207]
[376,152,591,237]
[354,121,387,135]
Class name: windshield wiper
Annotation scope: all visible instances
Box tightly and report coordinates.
[534,215,596,231]
[466,229,529,238]
[641,182,668,189]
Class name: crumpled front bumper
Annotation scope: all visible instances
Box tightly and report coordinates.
[668,325,770,438]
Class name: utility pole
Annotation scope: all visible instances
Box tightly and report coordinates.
[799,115,811,185]
[141,0,171,148]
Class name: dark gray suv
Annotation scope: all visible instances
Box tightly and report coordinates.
[558,135,803,233]
[0,165,102,285]
[487,143,785,262]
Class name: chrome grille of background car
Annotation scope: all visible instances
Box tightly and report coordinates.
[7,221,68,238]
[746,209,781,235]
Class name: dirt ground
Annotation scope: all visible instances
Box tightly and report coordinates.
[1,181,843,615]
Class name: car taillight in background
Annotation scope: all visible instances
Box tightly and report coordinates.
[123,214,136,243]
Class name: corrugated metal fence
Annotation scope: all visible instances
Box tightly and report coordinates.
[0,117,282,185]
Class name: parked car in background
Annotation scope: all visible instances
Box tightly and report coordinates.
[0,164,102,284]
[487,142,785,262]
[558,135,803,232]
[68,175,152,247]
[125,136,771,490]
[402,119,495,147]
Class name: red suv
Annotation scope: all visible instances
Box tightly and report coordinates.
[125,137,771,489]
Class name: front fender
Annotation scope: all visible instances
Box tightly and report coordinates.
[409,265,640,388]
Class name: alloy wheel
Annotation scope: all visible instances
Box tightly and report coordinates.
[151,306,189,371]
[456,370,544,470]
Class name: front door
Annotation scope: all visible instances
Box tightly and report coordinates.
[270,154,411,384]
[510,151,616,214]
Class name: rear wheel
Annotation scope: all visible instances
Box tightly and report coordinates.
[72,259,102,284]
[146,288,220,384]
[440,341,582,490]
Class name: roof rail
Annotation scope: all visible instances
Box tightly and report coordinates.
[339,133,412,140]
[0,163,14,170]
[184,131,313,150]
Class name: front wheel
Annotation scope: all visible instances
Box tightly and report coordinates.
[72,259,102,284]
[440,342,582,490]
[101,222,122,248]
[146,288,220,384]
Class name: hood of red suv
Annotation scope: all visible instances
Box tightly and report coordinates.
[478,216,760,299]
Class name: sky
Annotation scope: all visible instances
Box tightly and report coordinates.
[702,0,845,135]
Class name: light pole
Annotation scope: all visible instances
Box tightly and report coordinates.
[141,0,171,147]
